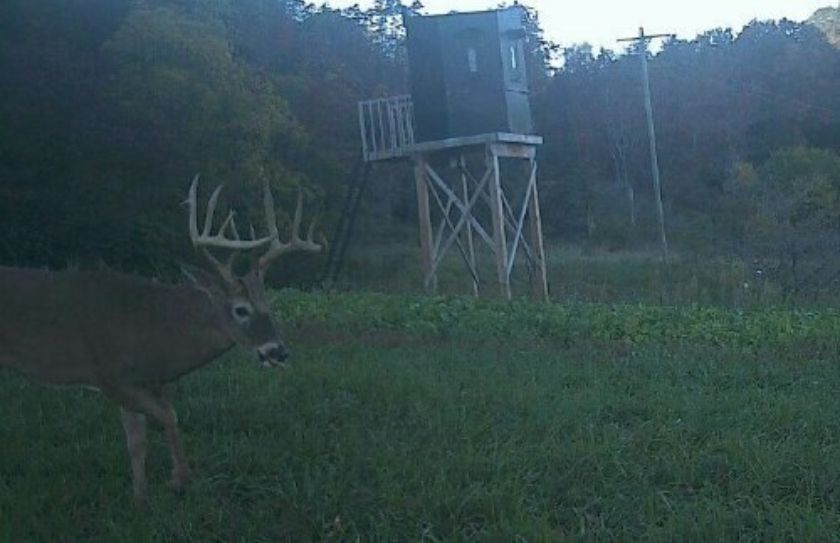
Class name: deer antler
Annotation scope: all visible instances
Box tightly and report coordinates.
[257,180,323,275]
[187,175,273,282]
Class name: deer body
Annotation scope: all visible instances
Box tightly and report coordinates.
[0,266,234,386]
[0,176,322,504]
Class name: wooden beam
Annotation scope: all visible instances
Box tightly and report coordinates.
[406,132,542,156]
[490,142,537,160]
[500,191,536,265]
[461,162,535,262]
[425,162,494,250]
[506,170,536,278]
[526,158,549,301]
[413,156,436,293]
[425,172,481,286]
[488,146,511,300]
[461,155,479,296]
[433,192,455,257]
[429,161,492,278]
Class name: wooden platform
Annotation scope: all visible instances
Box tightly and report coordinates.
[358,97,543,162]
[368,132,542,162]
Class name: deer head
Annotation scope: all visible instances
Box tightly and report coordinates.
[184,175,322,367]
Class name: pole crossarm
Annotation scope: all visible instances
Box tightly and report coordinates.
[617,28,675,43]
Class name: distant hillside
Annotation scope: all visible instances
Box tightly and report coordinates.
[809,5,840,46]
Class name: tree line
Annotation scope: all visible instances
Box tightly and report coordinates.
[1,0,837,293]
[538,17,840,293]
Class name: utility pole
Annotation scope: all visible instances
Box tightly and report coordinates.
[618,27,673,261]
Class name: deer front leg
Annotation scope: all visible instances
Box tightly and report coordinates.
[152,389,192,491]
[120,408,148,505]
[111,386,191,493]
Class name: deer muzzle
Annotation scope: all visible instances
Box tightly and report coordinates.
[257,342,290,368]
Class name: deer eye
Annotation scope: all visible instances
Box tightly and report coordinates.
[232,303,253,322]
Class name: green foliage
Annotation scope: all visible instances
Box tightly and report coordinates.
[273,290,840,352]
[0,1,298,272]
[728,147,840,294]
[102,4,307,183]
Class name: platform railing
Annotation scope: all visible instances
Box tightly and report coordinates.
[358,95,416,162]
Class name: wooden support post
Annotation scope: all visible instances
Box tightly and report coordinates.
[460,155,479,296]
[414,156,436,293]
[527,158,549,301]
[487,146,511,300]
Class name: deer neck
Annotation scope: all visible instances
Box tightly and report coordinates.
[153,285,238,382]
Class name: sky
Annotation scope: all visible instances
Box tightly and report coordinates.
[325,0,835,51]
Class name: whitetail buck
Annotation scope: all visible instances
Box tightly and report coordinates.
[0,176,322,503]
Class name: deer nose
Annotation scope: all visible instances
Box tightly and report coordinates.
[257,342,289,365]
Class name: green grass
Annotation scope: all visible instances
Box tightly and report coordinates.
[334,242,836,308]
[1,291,839,540]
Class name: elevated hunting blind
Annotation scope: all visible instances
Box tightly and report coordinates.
[405,7,534,142]
[330,6,549,300]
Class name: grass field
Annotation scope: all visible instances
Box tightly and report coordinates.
[1,290,838,540]
[331,241,840,309]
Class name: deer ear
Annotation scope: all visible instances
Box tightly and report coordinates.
[181,264,225,298]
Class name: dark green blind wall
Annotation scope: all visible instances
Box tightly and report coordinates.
[405,7,534,143]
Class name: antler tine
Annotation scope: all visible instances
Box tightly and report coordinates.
[219,210,237,239]
[187,175,273,251]
[257,181,323,274]
[263,179,280,241]
[227,214,241,241]
[202,185,224,238]
[187,174,201,242]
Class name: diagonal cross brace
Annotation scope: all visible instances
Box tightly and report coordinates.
[501,192,535,264]
[426,166,493,283]
[433,194,455,257]
[506,160,538,278]
[459,162,536,263]
[424,163,494,251]
[425,178,481,288]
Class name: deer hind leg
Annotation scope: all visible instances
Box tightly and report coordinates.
[111,386,191,493]
[120,408,148,505]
